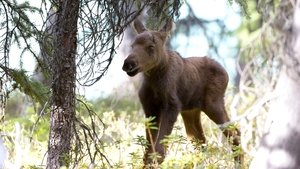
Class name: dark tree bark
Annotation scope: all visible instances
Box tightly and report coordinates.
[46,0,79,168]
[250,0,300,168]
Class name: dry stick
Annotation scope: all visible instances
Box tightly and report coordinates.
[219,92,276,130]
[30,101,49,142]
[146,127,159,166]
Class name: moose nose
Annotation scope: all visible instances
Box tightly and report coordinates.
[122,56,137,72]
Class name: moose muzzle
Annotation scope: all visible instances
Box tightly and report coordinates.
[122,54,140,77]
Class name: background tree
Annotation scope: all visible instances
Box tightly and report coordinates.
[250,0,300,168]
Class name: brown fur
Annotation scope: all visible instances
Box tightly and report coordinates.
[122,19,243,166]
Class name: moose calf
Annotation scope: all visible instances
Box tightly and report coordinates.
[122,19,242,166]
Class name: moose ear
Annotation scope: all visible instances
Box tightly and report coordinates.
[133,19,146,34]
[160,19,174,33]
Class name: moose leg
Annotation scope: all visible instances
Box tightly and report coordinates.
[139,89,162,165]
[139,85,162,165]
[147,104,180,165]
[143,110,179,165]
[181,109,206,144]
[203,96,243,164]
[157,111,179,162]
[140,102,162,165]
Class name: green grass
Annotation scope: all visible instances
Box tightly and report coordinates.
[2,95,253,168]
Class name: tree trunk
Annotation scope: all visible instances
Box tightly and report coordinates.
[46,0,79,168]
[250,1,300,168]
[0,82,5,169]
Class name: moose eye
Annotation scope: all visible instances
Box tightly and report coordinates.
[147,45,155,53]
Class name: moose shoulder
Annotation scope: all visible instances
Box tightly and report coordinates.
[122,19,243,166]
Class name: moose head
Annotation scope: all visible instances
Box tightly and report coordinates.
[122,19,173,76]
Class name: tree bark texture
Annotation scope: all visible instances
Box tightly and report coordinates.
[47,0,79,168]
[250,1,300,168]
